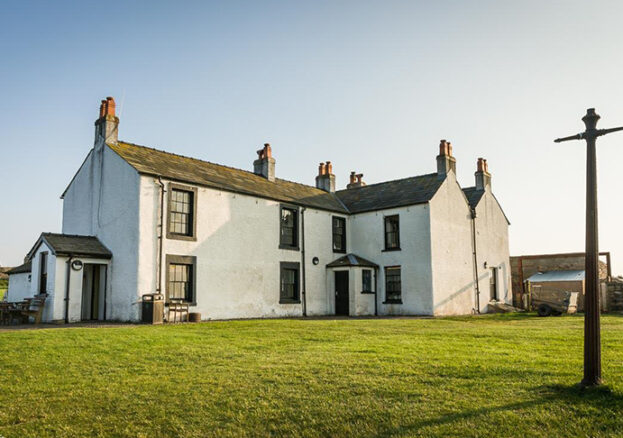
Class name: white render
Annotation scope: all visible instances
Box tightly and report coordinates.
[6,271,31,302]
[8,102,512,322]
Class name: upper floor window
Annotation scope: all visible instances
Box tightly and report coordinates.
[167,184,197,241]
[332,216,346,253]
[384,215,400,250]
[165,255,196,304]
[384,266,402,303]
[280,206,299,250]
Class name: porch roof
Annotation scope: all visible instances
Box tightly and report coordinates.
[27,233,113,260]
[326,253,379,268]
[7,261,32,275]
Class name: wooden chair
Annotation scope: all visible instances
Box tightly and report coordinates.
[167,298,189,323]
[20,294,47,324]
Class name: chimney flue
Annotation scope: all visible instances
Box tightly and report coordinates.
[94,96,119,145]
[254,143,276,181]
[347,171,366,189]
[316,160,336,192]
[475,157,491,190]
[437,139,456,179]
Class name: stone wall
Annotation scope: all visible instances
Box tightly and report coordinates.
[606,279,623,312]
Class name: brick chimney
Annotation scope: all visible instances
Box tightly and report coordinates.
[94,97,119,145]
[347,171,366,189]
[436,139,456,179]
[253,143,276,181]
[315,161,336,192]
[475,157,491,190]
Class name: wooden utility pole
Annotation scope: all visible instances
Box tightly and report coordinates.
[555,108,623,386]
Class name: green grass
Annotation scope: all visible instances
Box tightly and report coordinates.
[0,278,7,300]
[1,314,623,437]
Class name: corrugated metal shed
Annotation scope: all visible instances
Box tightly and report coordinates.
[526,270,585,282]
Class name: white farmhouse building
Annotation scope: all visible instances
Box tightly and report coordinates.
[7,97,511,323]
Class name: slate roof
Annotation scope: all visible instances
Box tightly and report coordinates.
[462,187,485,209]
[526,270,585,283]
[7,261,32,275]
[30,233,112,259]
[334,173,444,214]
[109,141,349,214]
[326,253,379,268]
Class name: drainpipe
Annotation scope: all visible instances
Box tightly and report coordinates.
[374,267,378,316]
[64,256,74,324]
[470,208,481,314]
[301,207,307,317]
[156,177,166,294]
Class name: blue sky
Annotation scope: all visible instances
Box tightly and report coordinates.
[2,0,623,273]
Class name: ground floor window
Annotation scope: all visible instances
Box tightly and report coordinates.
[384,266,402,303]
[280,262,300,303]
[165,255,196,304]
[362,269,373,293]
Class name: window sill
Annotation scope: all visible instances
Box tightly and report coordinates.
[279,299,301,304]
[361,290,376,295]
[166,233,197,242]
[383,300,403,305]
[382,247,401,252]
[333,249,347,254]
[165,302,197,307]
[279,245,300,251]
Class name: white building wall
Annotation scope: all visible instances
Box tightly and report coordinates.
[137,176,339,320]
[473,188,512,312]
[6,272,31,302]
[25,242,57,322]
[62,143,141,321]
[349,204,433,315]
[429,174,477,315]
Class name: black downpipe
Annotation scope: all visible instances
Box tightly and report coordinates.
[102,265,108,321]
[301,207,307,316]
[64,256,74,324]
[156,177,165,294]
[470,208,481,314]
[374,267,378,316]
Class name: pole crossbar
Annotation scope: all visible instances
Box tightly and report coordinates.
[554,108,622,387]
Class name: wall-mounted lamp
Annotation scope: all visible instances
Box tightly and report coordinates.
[312,257,319,265]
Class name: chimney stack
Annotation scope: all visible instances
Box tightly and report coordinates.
[94,96,119,145]
[436,139,456,179]
[253,143,276,181]
[475,157,491,190]
[347,171,366,189]
[315,161,336,192]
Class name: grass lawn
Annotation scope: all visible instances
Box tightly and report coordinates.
[1,314,623,437]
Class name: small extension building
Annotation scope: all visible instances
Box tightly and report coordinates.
[7,97,511,322]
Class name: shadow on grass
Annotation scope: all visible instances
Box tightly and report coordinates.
[378,384,623,437]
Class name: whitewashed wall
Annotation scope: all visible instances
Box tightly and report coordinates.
[473,188,511,312]
[6,272,31,302]
[349,204,433,315]
[138,176,341,320]
[24,241,58,322]
[429,174,477,315]
[62,142,140,321]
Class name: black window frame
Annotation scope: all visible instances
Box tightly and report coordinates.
[332,216,347,253]
[280,262,301,304]
[39,251,48,294]
[383,215,401,251]
[279,205,300,250]
[384,266,402,304]
[361,269,374,294]
[165,254,197,305]
[166,183,198,241]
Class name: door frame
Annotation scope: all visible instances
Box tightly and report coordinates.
[335,270,350,316]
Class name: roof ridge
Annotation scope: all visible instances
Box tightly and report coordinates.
[116,140,332,194]
[42,232,98,238]
[335,172,439,193]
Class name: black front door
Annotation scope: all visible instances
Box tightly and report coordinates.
[335,271,349,316]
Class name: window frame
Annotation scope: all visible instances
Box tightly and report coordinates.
[279,261,301,304]
[384,265,403,304]
[332,216,347,253]
[166,183,198,241]
[39,251,48,294]
[383,215,401,251]
[279,204,300,250]
[361,268,374,294]
[165,254,197,305]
